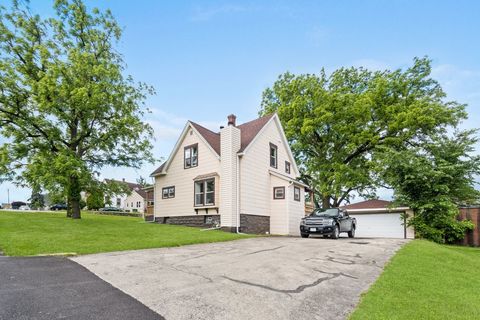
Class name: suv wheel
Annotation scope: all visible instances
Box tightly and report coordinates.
[348,226,356,238]
[331,225,340,239]
[301,233,309,238]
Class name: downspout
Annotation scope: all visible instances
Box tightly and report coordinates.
[236,153,244,234]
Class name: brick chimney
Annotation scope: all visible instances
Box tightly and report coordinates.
[227,114,236,126]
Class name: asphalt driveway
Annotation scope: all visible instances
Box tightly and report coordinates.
[72,237,407,320]
[0,255,163,320]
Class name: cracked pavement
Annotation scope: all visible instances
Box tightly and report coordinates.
[71,237,407,320]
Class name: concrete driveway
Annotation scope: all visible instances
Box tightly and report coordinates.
[72,237,407,320]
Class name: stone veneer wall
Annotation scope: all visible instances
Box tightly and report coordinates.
[154,215,220,228]
[240,214,270,234]
[153,213,269,234]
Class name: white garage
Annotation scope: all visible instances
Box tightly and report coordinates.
[341,200,414,239]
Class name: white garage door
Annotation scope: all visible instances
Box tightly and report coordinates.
[349,213,406,238]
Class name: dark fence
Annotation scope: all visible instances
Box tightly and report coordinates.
[457,206,480,247]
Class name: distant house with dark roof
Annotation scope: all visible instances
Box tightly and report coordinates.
[104,178,147,213]
[150,113,307,235]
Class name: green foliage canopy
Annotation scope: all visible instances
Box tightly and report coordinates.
[382,131,479,243]
[260,57,467,207]
[0,0,154,218]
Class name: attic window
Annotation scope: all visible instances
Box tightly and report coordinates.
[285,161,291,174]
[184,144,198,169]
[269,143,278,168]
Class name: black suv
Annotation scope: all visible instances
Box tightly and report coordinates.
[300,208,356,239]
[50,203,67,211]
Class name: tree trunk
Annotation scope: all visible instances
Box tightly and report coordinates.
[66,193,72,217]
[68,175,82,219]
[321,195,331,209]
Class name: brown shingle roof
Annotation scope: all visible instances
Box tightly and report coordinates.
[237,114,275,152]
[150,113,275,175]
[190,122,221,155]
[150,162,166,176]
[104,179,147,198]
[340,199,392,210]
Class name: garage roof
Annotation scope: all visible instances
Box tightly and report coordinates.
[340,199,393,210]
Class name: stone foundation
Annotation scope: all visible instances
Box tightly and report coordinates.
[240,214,270,234]
[155,215,220,228]
[153,213,270,234]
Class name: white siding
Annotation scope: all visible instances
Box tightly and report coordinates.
[124,190,145,213]
[154,126,221,217]
[269,176,289,235]
[287,184,304,236]
[105,194,127,209]
[240,118,296,217]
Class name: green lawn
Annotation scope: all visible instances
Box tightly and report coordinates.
[0,211,251,256]
[350,240,480,320]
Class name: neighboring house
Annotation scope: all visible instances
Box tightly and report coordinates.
[150,113,306,235]
[104,179,147,213]
[340,199,414,239]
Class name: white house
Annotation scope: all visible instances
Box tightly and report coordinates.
[150,113,306,235]
[104,179,147,213]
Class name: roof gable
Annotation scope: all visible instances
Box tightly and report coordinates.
[237,114,275,152]
[239,114,299,175]
[150,113,293,176]
[190,122,220,155]
[105,179,146,198]
[150,122,220,176]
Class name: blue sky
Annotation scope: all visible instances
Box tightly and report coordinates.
[1,0,480,203]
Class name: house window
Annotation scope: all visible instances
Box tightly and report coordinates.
[162,186,175,199]
[285,161,291,174]
[184,144,198,169]
[273,186,285,199]
[116,198,121,207]
[270,143,278,168]
[137,201,141,208]
[294,186,301,201]
[195,179,215,206]
[131,202,133,207]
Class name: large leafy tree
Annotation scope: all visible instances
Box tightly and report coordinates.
[0,0,154,219]
[260,58,466,207]
[382,131,479,243]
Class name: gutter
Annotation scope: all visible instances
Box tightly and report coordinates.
[236,153,243,234]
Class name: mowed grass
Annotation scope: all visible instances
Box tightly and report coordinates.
[0,211,251,256]
[350,240,480,320]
